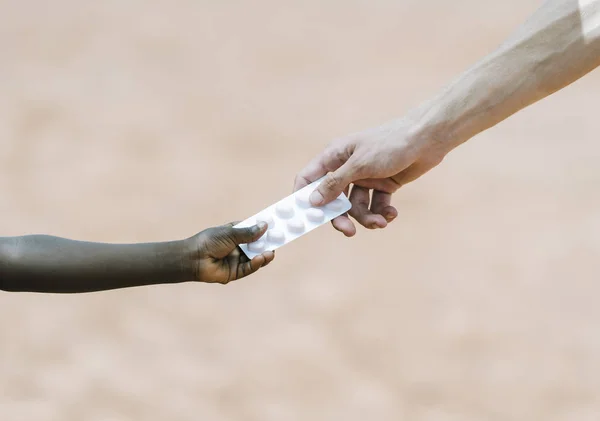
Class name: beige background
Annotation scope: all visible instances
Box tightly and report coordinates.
[1,1,600,420]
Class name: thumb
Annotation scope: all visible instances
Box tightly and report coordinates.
[227,222,268,245]
[309,160,357,206]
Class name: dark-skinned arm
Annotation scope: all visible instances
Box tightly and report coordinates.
[0,223,273,293]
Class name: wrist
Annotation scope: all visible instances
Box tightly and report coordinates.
[405,98,461,155]
[408,31,554,152]
[408,64,504,154]
[154,240,193,283]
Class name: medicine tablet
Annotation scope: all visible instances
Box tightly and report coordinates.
[256,213,275,229]
[234,175,352,259]
[295,189,312,208]
[286,218,305,234]
[326,199,345,212]
[306,208,325,223]
[267,229,285,244]
[275,202,295,219]
[248,240,266,253]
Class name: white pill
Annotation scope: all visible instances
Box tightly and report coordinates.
[306,208,325,223]
[267,229,285,244]
[275,202,295,219]
[248,240,266,253]
[256,213,275,229]
[326,199,345,212]
[287,218,305,234]
[295,190,312,208]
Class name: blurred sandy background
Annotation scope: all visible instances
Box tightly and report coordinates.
[1,0,600,420]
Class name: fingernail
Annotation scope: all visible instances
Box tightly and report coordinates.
[256,222,267,230]
[310,190,324,206]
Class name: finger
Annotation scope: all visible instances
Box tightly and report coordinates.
[233,249,275,280]
[309,158,358,206]
[237,254,265,279]
[329,184,356,236]
[228,222,268,245]
[293,153,329,192]
[369,190,398,223]
[260,250,275,267]
[348,185,387,229]
[294,138,354,192]
[331,215,356,237]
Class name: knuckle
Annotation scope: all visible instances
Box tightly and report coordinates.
[323,143,350,169]
[390,173,406,189]
[379,179,400,194]
[386,184,400,194]
[334,148,348,164]
[324,172,341,189]
[323,147,339,165]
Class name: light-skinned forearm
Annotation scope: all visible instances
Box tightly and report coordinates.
[412,0,600,148]
[0,235,191,293]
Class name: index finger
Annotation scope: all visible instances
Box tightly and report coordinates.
[293,153,328,192]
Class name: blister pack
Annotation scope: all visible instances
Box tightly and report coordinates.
[234,177,352,259]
